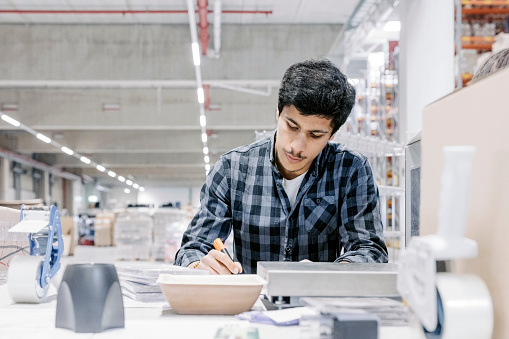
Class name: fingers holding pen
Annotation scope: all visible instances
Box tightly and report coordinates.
[210,237,242,274]
[201,249,242,275]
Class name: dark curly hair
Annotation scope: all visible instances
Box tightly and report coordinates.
[278,59,356,135]
[472,48,509,81]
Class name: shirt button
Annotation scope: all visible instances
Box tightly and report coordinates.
[316,198,322,204]
[285,246,291,253]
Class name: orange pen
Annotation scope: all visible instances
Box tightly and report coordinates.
[214,238,233,261]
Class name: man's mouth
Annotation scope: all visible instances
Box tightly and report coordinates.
[285,152,302,163]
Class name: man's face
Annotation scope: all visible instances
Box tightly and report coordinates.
[275,105,335,180]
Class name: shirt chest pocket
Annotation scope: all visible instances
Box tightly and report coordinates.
[301,195,338,236]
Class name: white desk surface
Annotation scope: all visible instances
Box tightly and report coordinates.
[0,246,427,339]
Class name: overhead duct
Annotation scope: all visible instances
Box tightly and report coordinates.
[213,0,222,57]
[0,147,80,181]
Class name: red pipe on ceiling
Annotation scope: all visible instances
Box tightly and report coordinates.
[0,8,273,58]
[203,84,211,110]
[0,10,272,15]
[197,0,209,56]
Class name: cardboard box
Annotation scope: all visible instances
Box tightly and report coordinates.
[421,67,509,339]
[95,212,116,247]
[0,199,43,210]
[0,206,28,271]
[62,235,72,256]
[60,216,75,256]
[94,219,112,246]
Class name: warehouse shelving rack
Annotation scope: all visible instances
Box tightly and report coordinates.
[339,0,404,262]
[456,0,509,87]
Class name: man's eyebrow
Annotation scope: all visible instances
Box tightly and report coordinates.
[285,116,329,134]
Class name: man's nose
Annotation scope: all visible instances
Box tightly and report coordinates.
[290,133,306,155]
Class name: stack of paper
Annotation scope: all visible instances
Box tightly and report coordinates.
[301,297,410,326]
[115,262,207,303]
[0,271,7,286]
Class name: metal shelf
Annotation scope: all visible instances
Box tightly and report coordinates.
[383,231,403,238]
[462,0,509,4]
[463,7,509,15]
[378,185,405,196]
[333,132,404,158]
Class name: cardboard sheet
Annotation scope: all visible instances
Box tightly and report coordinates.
[421,67,509,339]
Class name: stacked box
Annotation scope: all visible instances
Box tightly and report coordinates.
[94,212,116,247]
[60,216,75,256]
[151,209,189,262]
[114,211,153,260]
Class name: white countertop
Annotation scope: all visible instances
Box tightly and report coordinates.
[0,246,426,339]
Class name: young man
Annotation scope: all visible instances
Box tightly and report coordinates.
[175,59,388,274]
[472,47,509,81]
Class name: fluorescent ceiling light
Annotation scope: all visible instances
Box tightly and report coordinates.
[197,88,204,104]
[384,21,401,32]
[124,188,130,194]
[118,175,126,182]
[205,164,211,171]
[61,146,74,155]
[205,170,209,176]
[139,187,145,192]
[88,195,99,203]
[200,115,206,127]
[126,180,133,186]
[201,133,207,143]
[133,183,139,189]
[36,133,51,144]
[1,114,20,127]
[0,114,145,192]
[203,146,209,155]
[204,155,210,163]
[192,42,201,66]
[80,156,91,164]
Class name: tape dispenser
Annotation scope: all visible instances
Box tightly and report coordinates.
[398,146,493,339]
[7,204,64,303]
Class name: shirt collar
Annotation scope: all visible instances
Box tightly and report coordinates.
[269,130,277,165]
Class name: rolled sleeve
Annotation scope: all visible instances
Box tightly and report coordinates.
[174,157,233,267]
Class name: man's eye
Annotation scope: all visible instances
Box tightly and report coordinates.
[288,124,298,130]
[310,134,322,139]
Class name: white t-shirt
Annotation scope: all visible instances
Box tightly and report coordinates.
[282,171,308,208]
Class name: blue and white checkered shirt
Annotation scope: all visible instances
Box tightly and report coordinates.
[175,133,388,274]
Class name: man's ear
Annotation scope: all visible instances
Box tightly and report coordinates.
[275,107,280,121]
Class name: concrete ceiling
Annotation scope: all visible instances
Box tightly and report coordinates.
[0,0,363,189]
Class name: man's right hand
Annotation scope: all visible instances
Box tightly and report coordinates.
[187,249,243,275]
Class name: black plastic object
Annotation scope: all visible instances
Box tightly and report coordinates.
[55,263,125,333]
[328,311,379,339]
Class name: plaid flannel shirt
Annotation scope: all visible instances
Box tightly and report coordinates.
[175,133,388,274]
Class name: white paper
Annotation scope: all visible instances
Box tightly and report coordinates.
[8,220,48,233]
[264,307,318,323]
